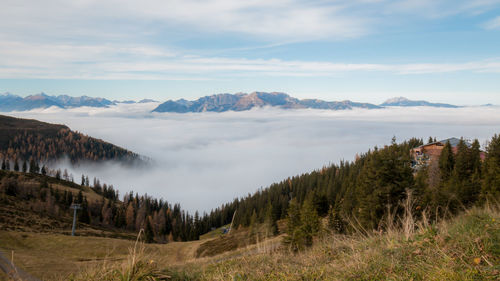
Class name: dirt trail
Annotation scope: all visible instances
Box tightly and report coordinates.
[0,251,40,281]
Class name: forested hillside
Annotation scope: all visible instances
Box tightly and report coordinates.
[0,114,141,164]
[201,134,500,250]
[0,168,214,242]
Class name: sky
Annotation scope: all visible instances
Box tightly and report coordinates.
[1,0,500,104]
[8,104,500,213]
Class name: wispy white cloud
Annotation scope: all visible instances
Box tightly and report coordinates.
[1,40,500,79]
[0,0,369,43]
[2,0,498,45]
[385,0,500,18]
[1,0,500,81]
[483,16,500,29]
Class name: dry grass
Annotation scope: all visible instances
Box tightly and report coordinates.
[0,230,205,280]
[2,200,499,280]
[170,203,500,280]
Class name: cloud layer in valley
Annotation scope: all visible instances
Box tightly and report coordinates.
[6,104,500,213]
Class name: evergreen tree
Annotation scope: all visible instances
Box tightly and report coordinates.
[264,201,278,236]
[1,159,6,170]
[284,198,303,252]
[78,198,91,224]
[144,216,155,243]
[29,159,37,173]
[481,134,500,201]
[299,197,320,247]
[355,141,413,229]
[126,202,135,230]
[13,160,19,171]
[77,191,84,204]
[327,205,344,234]
[22,161,27,173]
[249,209,258,236]
[439,141,454,181]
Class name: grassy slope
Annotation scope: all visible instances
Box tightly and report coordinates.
[8,205,492,281]
[0,231,206,280]
[181,206,500,281]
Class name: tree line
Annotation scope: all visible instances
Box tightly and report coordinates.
[0,169,213,243]
[0,129,140,164]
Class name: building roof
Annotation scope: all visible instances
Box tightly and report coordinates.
[416,137,471,149]
[438,137,463,147]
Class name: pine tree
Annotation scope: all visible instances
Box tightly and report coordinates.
[445,140,465,210]
[78,198,91,224]
[114,207,126,228]
[29,159,37,173]
[13,160,19,172]
[481,134,500,201]
[284,198,303,252]
[22,161,27,173]
[249,209,258,236]
[144,216,155,243]
[300,198,320,247]
[439,141,454,181]
[264,201,278,236]
[1,159,6,170]
[327,205,344,234]
[126,202,135,230]
[77,191,84,204]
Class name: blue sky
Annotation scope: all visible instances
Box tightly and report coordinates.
[1,0,500,104]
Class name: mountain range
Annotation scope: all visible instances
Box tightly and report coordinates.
[151,92,460,113]
[0,93,157,112]
[0,92,463,112]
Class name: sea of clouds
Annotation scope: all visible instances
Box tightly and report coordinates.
[5,103,500,213]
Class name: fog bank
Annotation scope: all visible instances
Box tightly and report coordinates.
[6,104,500,213]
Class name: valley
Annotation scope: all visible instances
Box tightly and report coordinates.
[0,112,499,280]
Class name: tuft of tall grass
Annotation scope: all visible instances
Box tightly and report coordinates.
[68,229,170,281]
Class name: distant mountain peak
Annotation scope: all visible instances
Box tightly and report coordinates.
[380,97,458,108]
[138,99,158,103]
[383,97,410,104]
